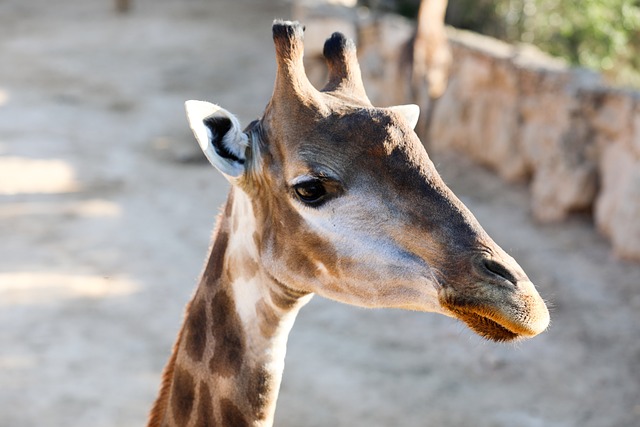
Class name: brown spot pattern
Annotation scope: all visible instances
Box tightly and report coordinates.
[252,231,261,251]
[185,298,207,362]
[224,188,234,218]
[209,290,245,377]
[204,229,229,285]
[256,299,279,338]
[195,381,216,427]
[170,367,195,426]
[146,325,183,427]
[220,398,249,427]
[228,252,259,282]
[242,256,260,279]
[247,365,273,419]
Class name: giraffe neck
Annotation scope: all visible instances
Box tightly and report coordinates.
[148,188,312,427]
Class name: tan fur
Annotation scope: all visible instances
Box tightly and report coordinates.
[147,20,549,427]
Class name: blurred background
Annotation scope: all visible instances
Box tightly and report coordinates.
[1,0,639,426]
[367,0,640,87]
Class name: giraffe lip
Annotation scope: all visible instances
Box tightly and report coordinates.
[439,294,527,342]
[452,310,521,342]
[438,278,549,342]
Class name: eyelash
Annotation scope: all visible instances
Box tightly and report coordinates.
[291,176,342,207]
[292,179,328,206]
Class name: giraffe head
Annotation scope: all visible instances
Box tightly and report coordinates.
[185,21,549,342]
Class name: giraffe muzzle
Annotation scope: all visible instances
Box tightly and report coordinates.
[439,254,550,341]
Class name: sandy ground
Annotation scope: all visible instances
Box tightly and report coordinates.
[1,1,640,426]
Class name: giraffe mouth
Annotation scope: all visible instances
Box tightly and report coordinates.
[439,293,524,342]
[449,309,520,342]
[437,274,549,342]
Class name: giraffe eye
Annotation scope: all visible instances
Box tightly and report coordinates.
[293,180,327,206]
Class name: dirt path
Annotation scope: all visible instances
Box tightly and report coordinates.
[1,1,639,426]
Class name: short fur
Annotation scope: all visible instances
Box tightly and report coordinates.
[147,21,548,427]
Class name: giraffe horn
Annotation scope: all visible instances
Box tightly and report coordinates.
[321,32,370,105]
[271,20,322,108]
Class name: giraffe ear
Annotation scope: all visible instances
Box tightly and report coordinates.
[388,104,420,129]
[185,100,249,179]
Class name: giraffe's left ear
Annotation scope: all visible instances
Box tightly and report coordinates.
[388,104,420,129]
[185,100,249,179]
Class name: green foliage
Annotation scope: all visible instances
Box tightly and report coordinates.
[360,0,640,86]
[446,0,640,87]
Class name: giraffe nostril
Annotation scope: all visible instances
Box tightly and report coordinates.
[481,258,517,286]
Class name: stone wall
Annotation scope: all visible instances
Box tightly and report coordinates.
[430,29,602,221]
[296,4,640,261]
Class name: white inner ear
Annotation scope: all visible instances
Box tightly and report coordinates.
[388,104,420,129]
[185,100,248,178]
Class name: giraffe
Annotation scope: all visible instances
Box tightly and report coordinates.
[147,21,550,427]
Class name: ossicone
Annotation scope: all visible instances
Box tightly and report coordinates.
[270,20,323,112]
[321,32,370,105]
